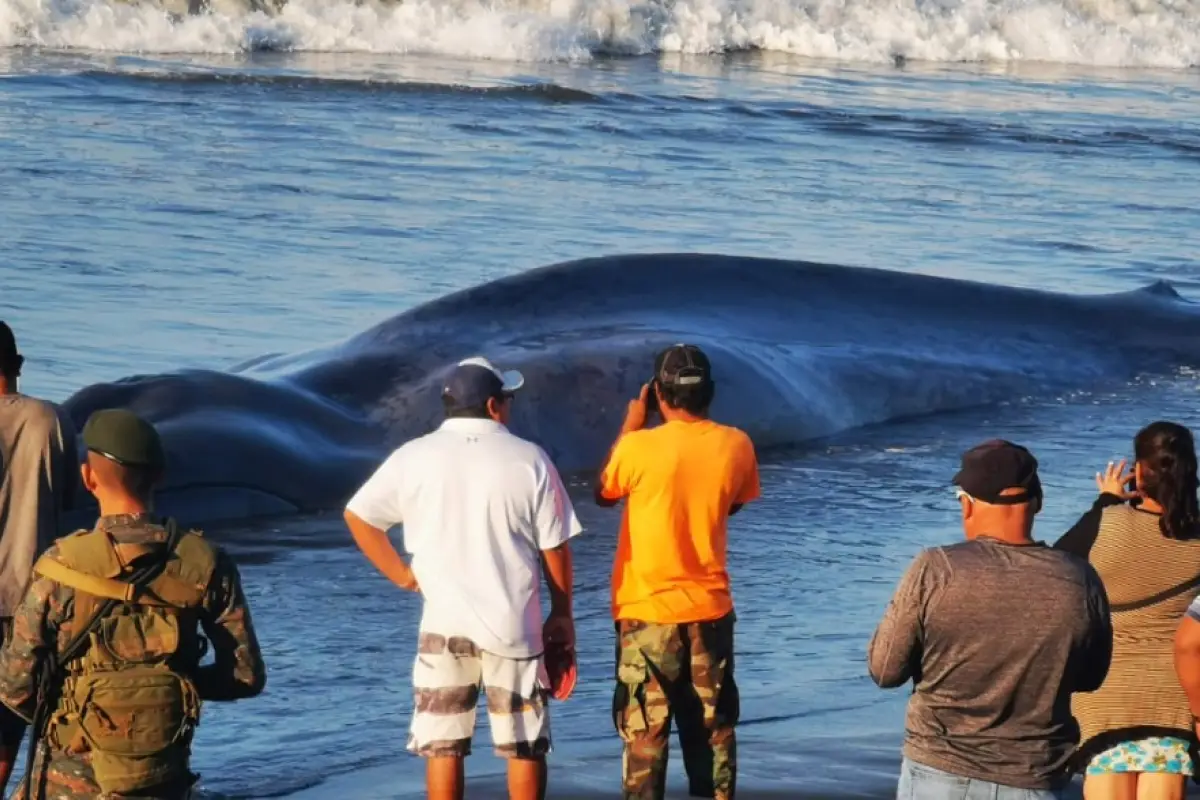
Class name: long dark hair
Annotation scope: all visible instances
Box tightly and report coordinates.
[1134,421,1200,540]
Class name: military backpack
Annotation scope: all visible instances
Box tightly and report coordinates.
[31,519,217,795]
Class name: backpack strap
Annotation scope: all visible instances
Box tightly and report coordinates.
[33,559,144,604]
[33,548,199,609]
[54,527,123,577]
[32,527,181,614]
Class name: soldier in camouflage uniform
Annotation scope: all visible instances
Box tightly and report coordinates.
[595,345,761,800]
[0,409,267,800]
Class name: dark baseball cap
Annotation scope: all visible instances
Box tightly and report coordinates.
[952,439,1042,505]
[442,357,524,409]
[0,322,23,376]
[82,409,166,470]
[654,344,712,387]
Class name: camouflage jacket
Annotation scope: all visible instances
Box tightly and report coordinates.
[0,511,267,724]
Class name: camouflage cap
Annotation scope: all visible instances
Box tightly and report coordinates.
[82,409,166,470]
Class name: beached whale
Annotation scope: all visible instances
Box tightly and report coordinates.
[61,253,1200,526]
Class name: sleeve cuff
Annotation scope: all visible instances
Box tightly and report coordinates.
[538,517,584,551]
[344,503,394,533]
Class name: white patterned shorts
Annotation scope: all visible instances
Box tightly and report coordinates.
[407,632,552,759]
[1086,736,1193,775]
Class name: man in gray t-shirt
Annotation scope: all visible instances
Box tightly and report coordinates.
[869,440,1112,799]
[0,322,78,791]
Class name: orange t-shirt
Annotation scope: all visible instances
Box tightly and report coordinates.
[598,418,761,624]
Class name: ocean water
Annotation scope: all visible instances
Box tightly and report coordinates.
[3,1,1200,796]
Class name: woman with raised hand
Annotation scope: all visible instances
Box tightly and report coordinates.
[1055,421,1200,800]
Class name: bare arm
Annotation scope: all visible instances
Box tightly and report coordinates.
[344,510,418,592]
[541,542,573,618]
[540,543,575,653]
[1176,612,1200,720]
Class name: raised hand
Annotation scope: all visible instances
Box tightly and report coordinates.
[1096,458,1136,499]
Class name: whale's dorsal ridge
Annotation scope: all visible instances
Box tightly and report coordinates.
[1139,279,1183,301]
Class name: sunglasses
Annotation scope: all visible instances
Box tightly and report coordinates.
[954,486,1042,512]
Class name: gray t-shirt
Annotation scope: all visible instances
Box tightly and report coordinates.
[868,537,1112,789]
[0,394,78,617]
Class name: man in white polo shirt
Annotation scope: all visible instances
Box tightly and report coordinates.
[343,356,582,800]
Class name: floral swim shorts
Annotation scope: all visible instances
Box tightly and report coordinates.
[1086,736,1193,775]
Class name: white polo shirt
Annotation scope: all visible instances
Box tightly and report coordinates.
[346,417,583,659]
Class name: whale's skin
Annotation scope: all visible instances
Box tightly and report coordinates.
[59,253,1198,526]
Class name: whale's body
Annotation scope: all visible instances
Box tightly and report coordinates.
[61,253,1199,525]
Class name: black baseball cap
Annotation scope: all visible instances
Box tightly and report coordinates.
[654,344,712,387]
[0,322,23,377]
[82,409,166,470]
[952,439,1042,505]
[442,357,524,409]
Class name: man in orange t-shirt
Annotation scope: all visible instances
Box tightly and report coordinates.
[595,344,760,800]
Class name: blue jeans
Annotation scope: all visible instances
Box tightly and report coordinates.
[898,758,1068,800]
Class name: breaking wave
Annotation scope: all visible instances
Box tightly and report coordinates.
[1,0,1198,68]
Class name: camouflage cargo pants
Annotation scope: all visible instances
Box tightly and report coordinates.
[612,613,739,800]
